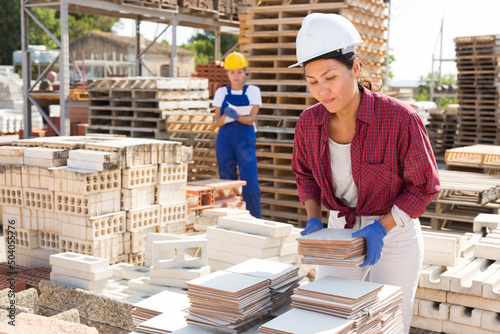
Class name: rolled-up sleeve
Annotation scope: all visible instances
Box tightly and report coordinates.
[292,117,322,204]
[394,113,440,218]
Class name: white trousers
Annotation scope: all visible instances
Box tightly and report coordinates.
[315,212,424,334]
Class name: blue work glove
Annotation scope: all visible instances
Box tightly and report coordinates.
[352,220,387,267]
[300,218,323,236]
[224,106,240,120]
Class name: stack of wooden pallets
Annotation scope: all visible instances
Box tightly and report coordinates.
[426,105,458,162]
[235,0,388,225]
[454,35,500,146]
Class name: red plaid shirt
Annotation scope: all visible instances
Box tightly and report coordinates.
[292,87,440,228]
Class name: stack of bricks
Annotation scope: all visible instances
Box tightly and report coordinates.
[207,215,300,271]
[49,252,113,294]
[191,60,230,98]
[0,135,192,268]
[454,35,500,146]
[412,215,500,333]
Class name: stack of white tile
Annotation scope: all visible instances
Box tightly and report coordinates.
[413,219,500,333]
[225,258,302,311]
[150,239,210,289]
[49,252,112,293]
[207,216,299,271]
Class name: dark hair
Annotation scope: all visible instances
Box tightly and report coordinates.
[303,51,380,92]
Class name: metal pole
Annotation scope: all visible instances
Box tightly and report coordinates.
[21,0,32,138]
[59,0,70,136]
[135,19,141,76]
[170,15,178,77]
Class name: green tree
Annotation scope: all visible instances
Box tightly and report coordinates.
[414,73,457,109]
[181,30,239,66]
[0,1,120,64]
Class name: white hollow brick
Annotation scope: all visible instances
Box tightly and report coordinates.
[481,310,500,332]
[24,147,69,159]
[415,287,447,303]
[418,300,450,320]
[157,141,182,164]
[49,167,121,194]
[155,182,187,204]
[24,157,67,167]
[4,206,22,228]
[450,258,500,296]
[40,211,59,233]
[218,216,293,238]
[39,231,60,251]
[449,305,483,327]
[59,211,126,240]
[419,258,474,290]
[473,214,500,232]
[21,166,51,189]
[121,186,155,211]
[51,265,113,282]
[49,252,110,272]
[0,186,23,206]
[50,272,109,291]
[474,239,500,261]
[54,190,121,217]
[67,159,119,171]
[68,149,119,163]
[482,268,500,299]
[411,316,443,332]
[443,320,499,334]
[14,229,39,249]
[157,163,187,185]
[447,291,500,313]
[126,205,161,231]
[59,236,117,258]
[128,251,146,266]
[160,201,187,225]
[153,239,208,269]
[122,165,157,189]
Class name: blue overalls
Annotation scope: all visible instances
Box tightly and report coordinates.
[216,85,261,218]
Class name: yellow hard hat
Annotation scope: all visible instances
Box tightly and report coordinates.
[224,52,248,70]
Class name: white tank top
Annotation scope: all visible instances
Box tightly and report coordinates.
[328,138,358,207]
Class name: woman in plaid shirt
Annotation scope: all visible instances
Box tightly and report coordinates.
[290,13,440,333]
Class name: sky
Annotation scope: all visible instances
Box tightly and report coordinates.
[114,0,500,83]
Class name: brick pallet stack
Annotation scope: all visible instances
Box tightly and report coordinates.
[454,35,500,146]
[0,135,191,268]
[191,60,231,98]
[238,0,388,225]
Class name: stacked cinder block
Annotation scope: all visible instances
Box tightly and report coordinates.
[207,215,300,271]
[0,135,192,268]
[412,217,500,333]
[49,252,113,293]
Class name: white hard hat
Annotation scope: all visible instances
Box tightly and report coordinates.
[289,13,363,68]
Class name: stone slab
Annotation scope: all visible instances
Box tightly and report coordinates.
[0,312,98,334]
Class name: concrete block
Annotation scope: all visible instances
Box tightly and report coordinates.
[415,287,447,303]
[208,238,279,258]
[110,263,150,280]
[50,272,109,292]
[54,190,121,216]
[4,206,22,228]
[52,265,113,281]
[447,291,500,313]
[418,300,450,320]
[206,226,282,248]
[411,315,443,332]
[443,320,499,334]
[69,149,119,163]
[157,163,187,184]
[14,229,39,249]
[49,252,110,272]
[450,258,500,296]
[160,201,187,225]
[419,258,474,290]
[122,164,157,189]
[155,182,187,204]
[121,186,155,210]
[156,141,182,164]
[38,211,59,233]
[24,157,67,167]
[475,238,500,261]
[481,310,500,332]
[449,305,483,327]
[24,147,69,159]
[126,205,161,231]
[153,239,208,269]
[21,165,50,190]
[67,159,119,171]
[49,167,121,195]
[59,211,126,240]
[482,266,500,299]
[474,214,500,232]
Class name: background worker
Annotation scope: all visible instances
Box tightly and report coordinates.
[290,13,440,333]
[213,52,262,218]
[38,71,57,126]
